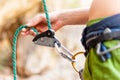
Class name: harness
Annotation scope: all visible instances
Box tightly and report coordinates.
[12,0,84,80]
[81,14,120,61]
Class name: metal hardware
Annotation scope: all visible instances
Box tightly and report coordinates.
[96,28,112,61]
[55,43,75,62]
[32,29,60,47]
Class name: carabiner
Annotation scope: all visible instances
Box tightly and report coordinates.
[55,42,75,62]
[71,52,84,73]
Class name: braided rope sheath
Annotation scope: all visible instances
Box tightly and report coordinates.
[12,0,52,80]
[42,0,52,30]
[12,25,38,80]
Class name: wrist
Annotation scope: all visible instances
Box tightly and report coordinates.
[58,10,70,26]
[57,8,89,26]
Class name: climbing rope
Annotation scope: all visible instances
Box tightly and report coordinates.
[12,0,51,80]
[42,0,52,30]
[12,0,85,80]
[12,25,38,80]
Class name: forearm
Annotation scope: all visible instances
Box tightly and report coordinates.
[58,8,89,26]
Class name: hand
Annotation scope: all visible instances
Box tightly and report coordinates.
[21,12,64,36]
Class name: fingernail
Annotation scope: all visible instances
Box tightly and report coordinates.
[22,28,26,31]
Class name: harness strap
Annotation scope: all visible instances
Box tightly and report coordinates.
[81,14,120,56]
[86,30,120,49]
[81,14,120,51]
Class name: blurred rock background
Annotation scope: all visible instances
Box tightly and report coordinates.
[0,0,92,80]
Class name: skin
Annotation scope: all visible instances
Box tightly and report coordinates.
[89,0,120,20]
[21,0,120,36]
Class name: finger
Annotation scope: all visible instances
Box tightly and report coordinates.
[52,21,63,31]
[29,29,37,37]
[21,31,29,36]
[20,28,29,35]
[26,14,45,27]
[35,25,48,33]
[21,28,28,32]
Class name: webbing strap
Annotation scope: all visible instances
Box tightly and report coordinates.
[86,31,120,49]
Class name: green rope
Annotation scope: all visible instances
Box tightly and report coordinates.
[12,25,38,80]
[42,0,52,30]
[12,0,51,80]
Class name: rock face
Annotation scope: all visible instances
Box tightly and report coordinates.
[0,0,86,80]
[0,0,43,76]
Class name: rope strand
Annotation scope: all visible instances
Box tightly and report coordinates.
[12,0,52,79]
[12,25,38,80]
[42,0,52,30]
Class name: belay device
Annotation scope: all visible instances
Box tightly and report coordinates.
[12,0,84,80]
[32,0,84,78]
[33,29,75,62]
[32,29,84,79]
[32,0,76,62]
[37,0,85,77]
